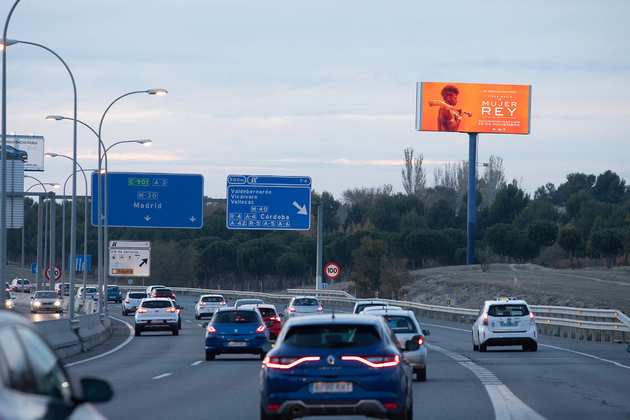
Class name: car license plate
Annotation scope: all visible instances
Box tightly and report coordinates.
[151,320,163,324]
[500,321,518,326]
[310,382,353,394]
[227,341,247,347]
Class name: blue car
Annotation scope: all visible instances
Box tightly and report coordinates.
[204,307,269,361]
[106,285,123,303]
[260,314,417,420]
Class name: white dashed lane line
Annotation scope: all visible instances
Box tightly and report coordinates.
[152,373,172,380]
[191,361,203,366]
[186,320,192,322]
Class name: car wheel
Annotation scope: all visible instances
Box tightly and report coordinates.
[260,404,280,420]
[122,309,127,316]
[414,366,427,382]
[205,351,215,361]
[172,328,179,336]
[479,343,487,352]
[135,325,142,336]
[178,321,182,330]
[528,342,538,352]
[472,334,479,351]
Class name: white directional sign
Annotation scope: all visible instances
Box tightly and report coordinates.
[109,241,151,277]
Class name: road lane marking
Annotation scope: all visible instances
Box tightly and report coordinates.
[64,316,134,368]
[429,344,547,420]
[152,373,172,379]
[191,361,203,366]
[186,320,191,322]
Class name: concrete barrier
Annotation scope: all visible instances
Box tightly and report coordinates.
[32,318,82,359]
[76,313,112,351]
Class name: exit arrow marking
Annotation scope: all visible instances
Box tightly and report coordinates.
[139,259,148,267]
[293,202,307,215]
[190,216,196,222]
[144,216,151,221]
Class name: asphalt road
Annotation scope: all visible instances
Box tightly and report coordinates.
[44,295,630,420]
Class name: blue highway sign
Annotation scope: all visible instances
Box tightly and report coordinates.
[226,175,312,231]
[92,172,204,229]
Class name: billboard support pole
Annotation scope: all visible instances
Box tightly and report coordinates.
[467,133,478,265]
[316,200,323,290]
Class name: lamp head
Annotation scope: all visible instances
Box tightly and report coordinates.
[45,115,64,121]
[44,153,58,158]
[49,183,61,189]
[0,39,18,50]
[136,139,152,146]
[147,89,168,96]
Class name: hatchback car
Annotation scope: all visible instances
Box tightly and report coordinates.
[55,283,76,297]
[106,285,123,303]
[134,298,180,336]
[122,291,148,316]
[361,308,430,381]
[146,284,166,296]
[0,310,113,420]
[283,296,323,319]
[30,291,63,314]
[203,307,269,361]
[5,289,15,311]
[11,278,32,293]
[151,288,177,301]
[472,298,538,352]
[352,300,390,314]
[195,294,227,319]
[76,286,98,301]
[260,314,417,420]
[241,304,283,340]
[234,298,265,308]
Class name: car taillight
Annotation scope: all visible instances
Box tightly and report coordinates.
[384,403,397,410]
[176,309,181,315]
[270,317,281,322]
[267,405,279,411]
[199,302,207,306]
[412,335,424,346]
[165,307,176,313]
[317,306,323,312]
[219,301,227,305]
[264,356,321,369]
[125,299,130,303]
[289,306,296,312]
[483,313,488,326]
[340,355,400,368]
[207,325,217,334]
[256,325,266,333]
[138,308,148,313]
[118,292,122,295]
[529,311,535,325]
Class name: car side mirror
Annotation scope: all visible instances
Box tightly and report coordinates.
[422,329,430,336]
[266,321,273,327]
[80,378,113,403]
[278,314,284,318]
[405,340,420,352]
[12,296,16,300]
[202,322,209,328]
[30,296,34,299]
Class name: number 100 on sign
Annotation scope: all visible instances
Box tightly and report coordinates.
[325,263,340,279]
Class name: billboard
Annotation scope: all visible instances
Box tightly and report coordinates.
[415,82,531,134]
[6,135,45,171]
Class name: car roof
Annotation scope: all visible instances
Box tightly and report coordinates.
[484,299,529,306]
[286,313,384,327]
[355,300,389,306]
[240,304,276,310]
[291,296,319,300]
[363,306,404,313]
[141,297,174,303]
[216,306,258,312]
[200,294,224,298]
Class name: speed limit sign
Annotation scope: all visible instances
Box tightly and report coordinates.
[325,263,340,279]
[46,265,62,281]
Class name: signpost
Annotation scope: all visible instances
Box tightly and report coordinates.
[226,175,312,231]
[109,241,151,277]
[324,262,340,290]
[45,265,61,281]
[92,172,204,229]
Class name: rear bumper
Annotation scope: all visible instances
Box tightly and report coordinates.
[136,320,178,331]
[271,399,390,418]
[480,325,537,347]
[205,337,268,354]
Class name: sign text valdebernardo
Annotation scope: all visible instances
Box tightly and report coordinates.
[415,82,531,134]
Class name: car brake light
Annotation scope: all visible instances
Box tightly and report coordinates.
[483,313,488,326]
[270,317,281,322]
[256,325,266,333]
[199,302,207,306]
[267,405,279,411]
[125,299,130,303]
[219,301,227,305]
[176,309,181,315]
[207,325,217,334]
[341,355,400,368]
[529,311,535,325]
[413,335,424,346]
[289,306,296,312]
[384,403,397,410]
[165,307,176,313]
[264,356,321,369]
[137,308,148,313]
[317,306,323,312]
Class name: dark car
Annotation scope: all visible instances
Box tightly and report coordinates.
[0,310,113,419]
[260,314,417,420]
[151,288,177,301]
[203,308,269,361]
[1,144,28,162]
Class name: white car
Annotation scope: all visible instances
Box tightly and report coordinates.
[10,278,32,293]
[76,286,99,301]
[195,294,227,319]
[352,300,390,314]
[122,291,148,316]
[471,298,538,352]
[283,296,323,319]
[363,305,402,313]
[146,285,166,296]
[134,298,179,336]
[360,307,430,381]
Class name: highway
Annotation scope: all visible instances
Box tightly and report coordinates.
[17,294,630,420]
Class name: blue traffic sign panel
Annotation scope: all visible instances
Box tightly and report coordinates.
[70,255,91,272]
[92,172,204,229]
[226,175,312,231]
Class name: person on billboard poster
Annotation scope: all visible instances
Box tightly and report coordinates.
[428,85,472,132]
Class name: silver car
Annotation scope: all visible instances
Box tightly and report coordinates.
[30,291,63,314]
[76,286,98,301]
[195,294,227,319]
[361,308,430,381]
[283,296,323,319]
[122,291,148,316]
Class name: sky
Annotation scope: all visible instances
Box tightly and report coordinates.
[3,0,629,202]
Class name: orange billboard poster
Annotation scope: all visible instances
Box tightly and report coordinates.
[415,82,531,134]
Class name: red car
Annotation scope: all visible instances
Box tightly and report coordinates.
[241,304,283,340]
[151,288,177,301]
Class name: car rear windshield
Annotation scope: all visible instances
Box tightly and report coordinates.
[154,289,173,294]
[129,293,147,299]
[382,316,417,333]
[258,308,277,317]
[108,286,120,291]
[293,298,319,306]
[36,292,57,299]
[284,325,381,349]
[86,288,97,293]
[356,303,386,313]
[488,304,529,317]
[202,296,224,303]
[142,301,173,309]
[212,311,260,324]
[236,300,263,306]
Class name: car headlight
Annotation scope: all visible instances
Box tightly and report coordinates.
[54,301,61,306]
[5,299,11,307]
[34,301,41,306]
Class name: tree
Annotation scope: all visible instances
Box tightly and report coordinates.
[512,198,559,230]
[426,199,455,230]
[589,228,625,268]
[378,257,411,300]
[275,252,308,279]
[557,226,584,269]
[527,220,559,255]
[591,170,627,204]
[319,191,341,232]
[401,147,426,197]
[555,172,596,205]
[483,223,513,263]
[404,229,449,267]
[479,156,506,208]
[351,237,390,292]
[488,183,529,225]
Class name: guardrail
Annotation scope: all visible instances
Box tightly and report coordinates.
[125,286,629,345]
